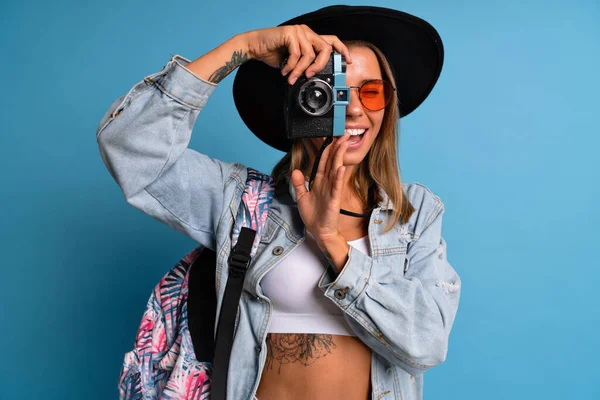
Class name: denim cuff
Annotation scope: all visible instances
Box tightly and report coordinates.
[317,245,372,308]
[151,54,218,109]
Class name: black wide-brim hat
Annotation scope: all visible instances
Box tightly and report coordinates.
[232,5,444,153]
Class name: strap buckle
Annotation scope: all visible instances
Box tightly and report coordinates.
[228,247,251,278]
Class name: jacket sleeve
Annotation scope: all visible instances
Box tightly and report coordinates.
[96,54,245,250]
[318,199,461,376]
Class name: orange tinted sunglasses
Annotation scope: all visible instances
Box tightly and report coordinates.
[348,79,396,111]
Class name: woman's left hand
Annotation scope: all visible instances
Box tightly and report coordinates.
[290,132,351,247]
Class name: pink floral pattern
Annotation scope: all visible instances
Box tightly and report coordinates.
[118,168,274,399]
[231,169,275,256]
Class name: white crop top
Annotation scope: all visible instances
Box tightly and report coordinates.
[260,232,371,336]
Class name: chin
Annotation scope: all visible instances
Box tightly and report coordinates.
[343,154,368,167]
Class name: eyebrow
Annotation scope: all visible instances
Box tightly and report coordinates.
[350,78,381,86]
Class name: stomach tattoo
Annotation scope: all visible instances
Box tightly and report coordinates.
[265,333,338,374]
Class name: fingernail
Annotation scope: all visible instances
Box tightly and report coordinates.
[290,76,297,85]
[306,70,314,78]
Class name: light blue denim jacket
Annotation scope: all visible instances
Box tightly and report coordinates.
[96,54,461,400]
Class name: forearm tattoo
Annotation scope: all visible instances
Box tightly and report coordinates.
[208,50,248,83]
[265,333,337,374]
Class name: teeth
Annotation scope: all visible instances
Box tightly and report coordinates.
[345,128,366,136]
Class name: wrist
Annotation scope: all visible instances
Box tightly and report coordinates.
[231,31,255,61]
[318,233,350,273]
[184,34,251,84]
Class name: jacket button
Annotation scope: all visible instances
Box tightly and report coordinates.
[334,289,346,300]
[272,246,284,256]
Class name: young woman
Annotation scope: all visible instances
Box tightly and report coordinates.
[97,5,461,400]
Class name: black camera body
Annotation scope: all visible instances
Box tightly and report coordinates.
[283,52,349,141]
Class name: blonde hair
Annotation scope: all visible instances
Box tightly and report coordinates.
[271,40,415,233]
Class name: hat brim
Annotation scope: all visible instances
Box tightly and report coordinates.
[232,5,444,153]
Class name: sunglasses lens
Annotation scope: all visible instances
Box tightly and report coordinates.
[359,80,393,111]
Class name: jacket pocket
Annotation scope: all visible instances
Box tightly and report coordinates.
[259,215,280,244]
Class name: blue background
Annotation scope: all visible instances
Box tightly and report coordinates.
[1,0,598,398]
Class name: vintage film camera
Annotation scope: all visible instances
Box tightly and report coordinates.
[282,52,350,140]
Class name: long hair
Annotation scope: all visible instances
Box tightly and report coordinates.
[271,40,415,233]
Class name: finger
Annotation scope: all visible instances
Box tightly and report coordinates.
[300,26,332,77]
[305,35,333,78]
[326,132,350,174]
[291,169,309,200]
[331,166,346,201]
[288,26,316,84]
[325,137,340,174]
[315,141,333,183]
[281,28,301,76]
[328,140,348,183]
[320,35,353,63]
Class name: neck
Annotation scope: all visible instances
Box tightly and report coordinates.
[315,164,365,213]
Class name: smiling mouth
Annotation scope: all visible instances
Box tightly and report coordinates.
[347,129,367,146]
[318,128,368,147]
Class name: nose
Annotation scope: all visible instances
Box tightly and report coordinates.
[346,87,363,118]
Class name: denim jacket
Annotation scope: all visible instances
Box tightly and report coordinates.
[96,54,461,400]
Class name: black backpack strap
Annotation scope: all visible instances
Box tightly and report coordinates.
[187,247,217,362]
[211,168,275,400]
[211,227,255,399]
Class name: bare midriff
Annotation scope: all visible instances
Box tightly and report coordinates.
[254,333,372,400]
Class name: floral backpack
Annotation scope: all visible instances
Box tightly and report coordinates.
[118,168,275,400]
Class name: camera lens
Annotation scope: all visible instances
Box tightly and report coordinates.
[297,79,333,116]
[306,88,327,109]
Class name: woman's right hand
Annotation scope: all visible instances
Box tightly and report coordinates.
[241,25,353,85]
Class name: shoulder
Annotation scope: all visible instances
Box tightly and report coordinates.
[400,182,446,234]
